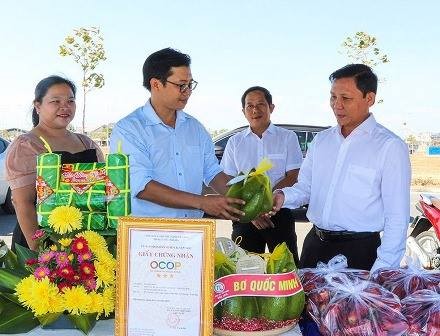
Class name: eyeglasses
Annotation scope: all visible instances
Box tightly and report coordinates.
[165,79,198,93]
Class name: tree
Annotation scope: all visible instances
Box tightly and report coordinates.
[209,128,229,138]
[340,31,389,67]
[405,134,419,154]
[340,32,389,103]
[405,134,418,145]
[59,27,106,133]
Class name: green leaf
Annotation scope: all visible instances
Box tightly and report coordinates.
[0,295,6,314]
[37,312,62,326]
[68,313,97,335]
[15,244,38,274]
[0,292,20,305]
[0,244,19,270]
[0,301,39,333]
[0,269,23,292]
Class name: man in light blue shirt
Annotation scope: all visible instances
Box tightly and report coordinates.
[110,48,244,219]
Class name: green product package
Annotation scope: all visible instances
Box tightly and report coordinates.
[36,153,61,227]
[106,152,131,229]
[226,159,274,223]
[214,251,259,319]
[57,163,107,212]
[258,243,305,321]
[36,139,131,234]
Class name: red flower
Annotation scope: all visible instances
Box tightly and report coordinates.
[49,270,58,282]
[32,229,45,240]
[72,273,81,282]
[25,258,38,266]
[57,282,72,293]
[78,251,92,263]
[79,262,95,279]
[83,278,97,291]
[71,237,89,254]
[57,265,75,280]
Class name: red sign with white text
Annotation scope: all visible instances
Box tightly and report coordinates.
[213,271,303,306]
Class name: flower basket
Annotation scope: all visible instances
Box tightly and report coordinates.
[0,206,116,335]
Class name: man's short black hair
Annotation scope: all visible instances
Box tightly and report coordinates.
[329,64,378,97]
[142,48,191,91]
[241,86,273,108]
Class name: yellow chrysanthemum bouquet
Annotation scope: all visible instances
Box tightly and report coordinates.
[0,205,116,335]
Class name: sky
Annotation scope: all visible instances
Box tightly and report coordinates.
[1,0,439,138]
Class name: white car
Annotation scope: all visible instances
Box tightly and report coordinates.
[0,137,14,213]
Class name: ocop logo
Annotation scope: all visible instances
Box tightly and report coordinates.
[149,260,182,270]
[214,282,225,293]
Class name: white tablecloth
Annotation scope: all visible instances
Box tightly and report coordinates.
[3,319,303,335]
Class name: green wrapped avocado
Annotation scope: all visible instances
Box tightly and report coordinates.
[226,168,273,223]
[214,251,259,319]
[258,243,305,321]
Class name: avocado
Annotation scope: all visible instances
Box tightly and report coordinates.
[220,296,259,319]
[258,243,305,321]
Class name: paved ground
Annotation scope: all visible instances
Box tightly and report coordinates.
[0,208,14,247]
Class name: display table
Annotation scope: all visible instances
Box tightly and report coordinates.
[7,320,114,336]
[6,320,303,335]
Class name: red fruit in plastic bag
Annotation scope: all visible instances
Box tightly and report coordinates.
[392,282,406,299]
[427,325,440,336]
[380,318,408,334]
[317,289,330,304]
[372,268,404,284]
[346,310,359,326]
[408,275,423,292]
[428,310,440,325]
[344,320,373,335]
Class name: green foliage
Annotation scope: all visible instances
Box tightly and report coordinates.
[14,244,38,275]
[59,27,107,133]
[37,312,62,326]
[0,269,22,293]
[340,31,389,67]
[210,128,229,138]
[340,31,389,103]
[68,313,98,335]
[0,301,39,334]
[405,134,418,145]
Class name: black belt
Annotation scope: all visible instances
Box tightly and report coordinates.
[313,225,379,242]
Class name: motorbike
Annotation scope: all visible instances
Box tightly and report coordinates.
[406,194,440,269]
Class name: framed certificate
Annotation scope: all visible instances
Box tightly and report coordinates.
[115,217,216,336]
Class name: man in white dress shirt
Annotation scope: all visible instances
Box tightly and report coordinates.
[273,64,411,271]
[221,86,303,264]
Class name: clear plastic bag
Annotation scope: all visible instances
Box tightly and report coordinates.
[371,261,440,299]
[402,289,440,336]
[299,255,370,293]
[307,275,408,336]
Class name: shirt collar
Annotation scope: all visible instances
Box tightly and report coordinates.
[142,99,189,126]
[355,113,376,134]
[244,122,275,137]
[337,113,376,136]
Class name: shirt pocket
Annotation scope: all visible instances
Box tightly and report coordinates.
[267,153,286,185]
[342,164,376,198]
